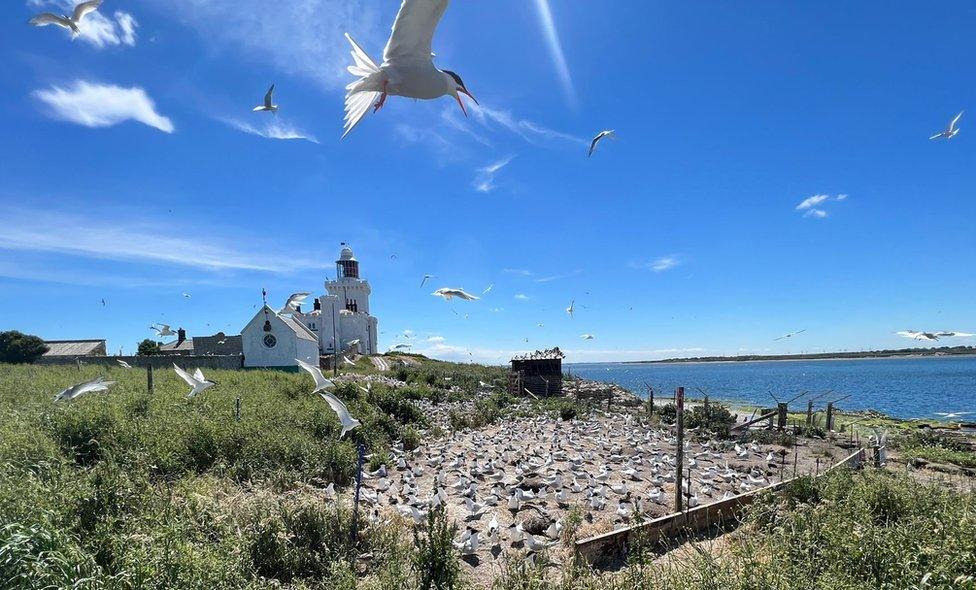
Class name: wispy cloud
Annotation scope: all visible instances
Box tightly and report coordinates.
[144,0,381,91]
[395,124,463,163]
[426,336,445,343]
[470,104,586,147]
[34,80,174,133]
[473,155,515,193]
[503,268,534,276]
[28,1,139,48]
[0,206,326,273]
[532,0,577,109]
[219,117,319,144]
[514,293,530,301]
[534,269,583,283]
[630,256,681,273]
[796,193,847,219]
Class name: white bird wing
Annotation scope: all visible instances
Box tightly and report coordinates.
[929,132,944,140]
[252,106,267,112]
[950,110,964,131]
[264,84,275,108]
[296,358,332,391]
[173,364,200,388]
[319,392,354,425]
[193,368,206,382]
[342,33,383,139]
[30,13,73,29]
[383,0,450,64]
[72,0,102,22]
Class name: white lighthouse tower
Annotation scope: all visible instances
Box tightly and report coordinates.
[304,244,379,356]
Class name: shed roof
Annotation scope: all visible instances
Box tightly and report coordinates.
[281,314,318,343]
[42,340,106,356]
[511,347,565,362]
[160,338,195,352]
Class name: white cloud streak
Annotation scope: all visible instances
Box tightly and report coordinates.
[473,155,515,193]
[470,104,586,147]
[220,117,319,144]
[631,256,680,273]
[796,194,847,219]
[532,0,577,109]
[534,269,582,283]
[143,0,381,91]
[0,206,326,273]
[34,80,174,133]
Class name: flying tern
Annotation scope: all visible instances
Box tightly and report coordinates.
[173,364,217,398]
[566,300,575,318]
[253,84,279,113]
[318,391,361,439]
[588,130,615,157]
[929,111,963,140]
[54,376,115,402]
[29,0,102,35]
[296,358,335,393]
[774,329,806,341]
[432,288,479,301]
[342,0,477,138]
[280,292,311,314]
[897,330,941,341]
[420,274,435,288]
[151,324,176,337]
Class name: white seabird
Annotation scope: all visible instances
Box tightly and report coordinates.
[588,130,615,157]
[253,84,279,113]
[929,111,963,140]
[342,0,478,139]
[432,288,479,301]
[29,0,102,35]
[173,364,217,398]
[318,391,361,439]
[54,376,115,402]
[280,292,311,314]
[296,358,335,393]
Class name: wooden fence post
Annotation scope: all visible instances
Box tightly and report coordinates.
[674,386,685,513]
[826,402,835,431]
[777,403,788,431]
[806,400,814,426]
[648,385,654,413]
[235,397,241,422]
[147,364,154,394]
[350,443,366,550]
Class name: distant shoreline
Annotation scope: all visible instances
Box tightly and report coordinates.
[616,347,976,366]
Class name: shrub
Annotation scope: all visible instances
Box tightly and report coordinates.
[412,506,462,590]
[137,339,161,356]
[685,403,736,436]
[0,331,48,364]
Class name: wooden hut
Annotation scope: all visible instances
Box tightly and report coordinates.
[510,347,564,397]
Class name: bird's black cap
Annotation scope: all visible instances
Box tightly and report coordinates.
[443,70,467,89]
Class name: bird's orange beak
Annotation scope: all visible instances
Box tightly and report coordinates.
[455,88,479,117]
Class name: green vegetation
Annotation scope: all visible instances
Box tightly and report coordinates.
[137,339,161,356]
[0,363,435,589]
[895,430,976,469]
[0,331,48,364]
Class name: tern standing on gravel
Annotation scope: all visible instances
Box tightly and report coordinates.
[342,0,478,138]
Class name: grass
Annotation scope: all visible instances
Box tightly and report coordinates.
[0,362,452,589]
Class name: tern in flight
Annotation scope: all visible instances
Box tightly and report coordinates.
[420,274,435,288]
[280,292,311,314]
[897,330,941,341]
[935,411,972,420]
[588,130,615,157]
[342,0,478,138]
[566,300,575,318]
[54,376,114,402]
[581,334,595,340]
[151,324,176,337]
[929,111,963,140]
[296,358,335,393]
[29,0,101,35]
[173,365,217,398]
[253,84,279,113]
[774,329,806,341]
[317,390,360,439]
[432,288,479,301]
[483,284,494,295]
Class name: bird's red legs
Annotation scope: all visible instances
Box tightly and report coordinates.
[374,80,389,113]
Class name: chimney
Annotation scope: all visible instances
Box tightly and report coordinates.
[295,305,302,313]
[177,328,186,344]
[313,299,321,311]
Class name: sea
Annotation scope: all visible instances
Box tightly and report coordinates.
[567,356,976,420]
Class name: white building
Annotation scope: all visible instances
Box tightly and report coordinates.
[241,305,319,369]
[241,244,379,368]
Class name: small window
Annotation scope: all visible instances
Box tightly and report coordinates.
[263,334,277,349]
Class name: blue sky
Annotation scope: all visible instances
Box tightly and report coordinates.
[1,0,974,364]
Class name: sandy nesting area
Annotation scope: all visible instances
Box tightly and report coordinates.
[356,401,843,584]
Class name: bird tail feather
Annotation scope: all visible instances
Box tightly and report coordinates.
[342,33,382,140]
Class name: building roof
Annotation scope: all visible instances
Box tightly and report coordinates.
[42,340,106,357]
[281,314,319,343]
[160,338,195,352]
[511,347,565,362]
[338,244,357,261]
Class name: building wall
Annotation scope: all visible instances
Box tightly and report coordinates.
[327,277,371,314]
[242,309,317,368]
[35,355,244,370]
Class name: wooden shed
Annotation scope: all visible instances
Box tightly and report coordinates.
[509,347,564,397]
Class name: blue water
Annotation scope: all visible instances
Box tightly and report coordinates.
[568,356,976,420]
